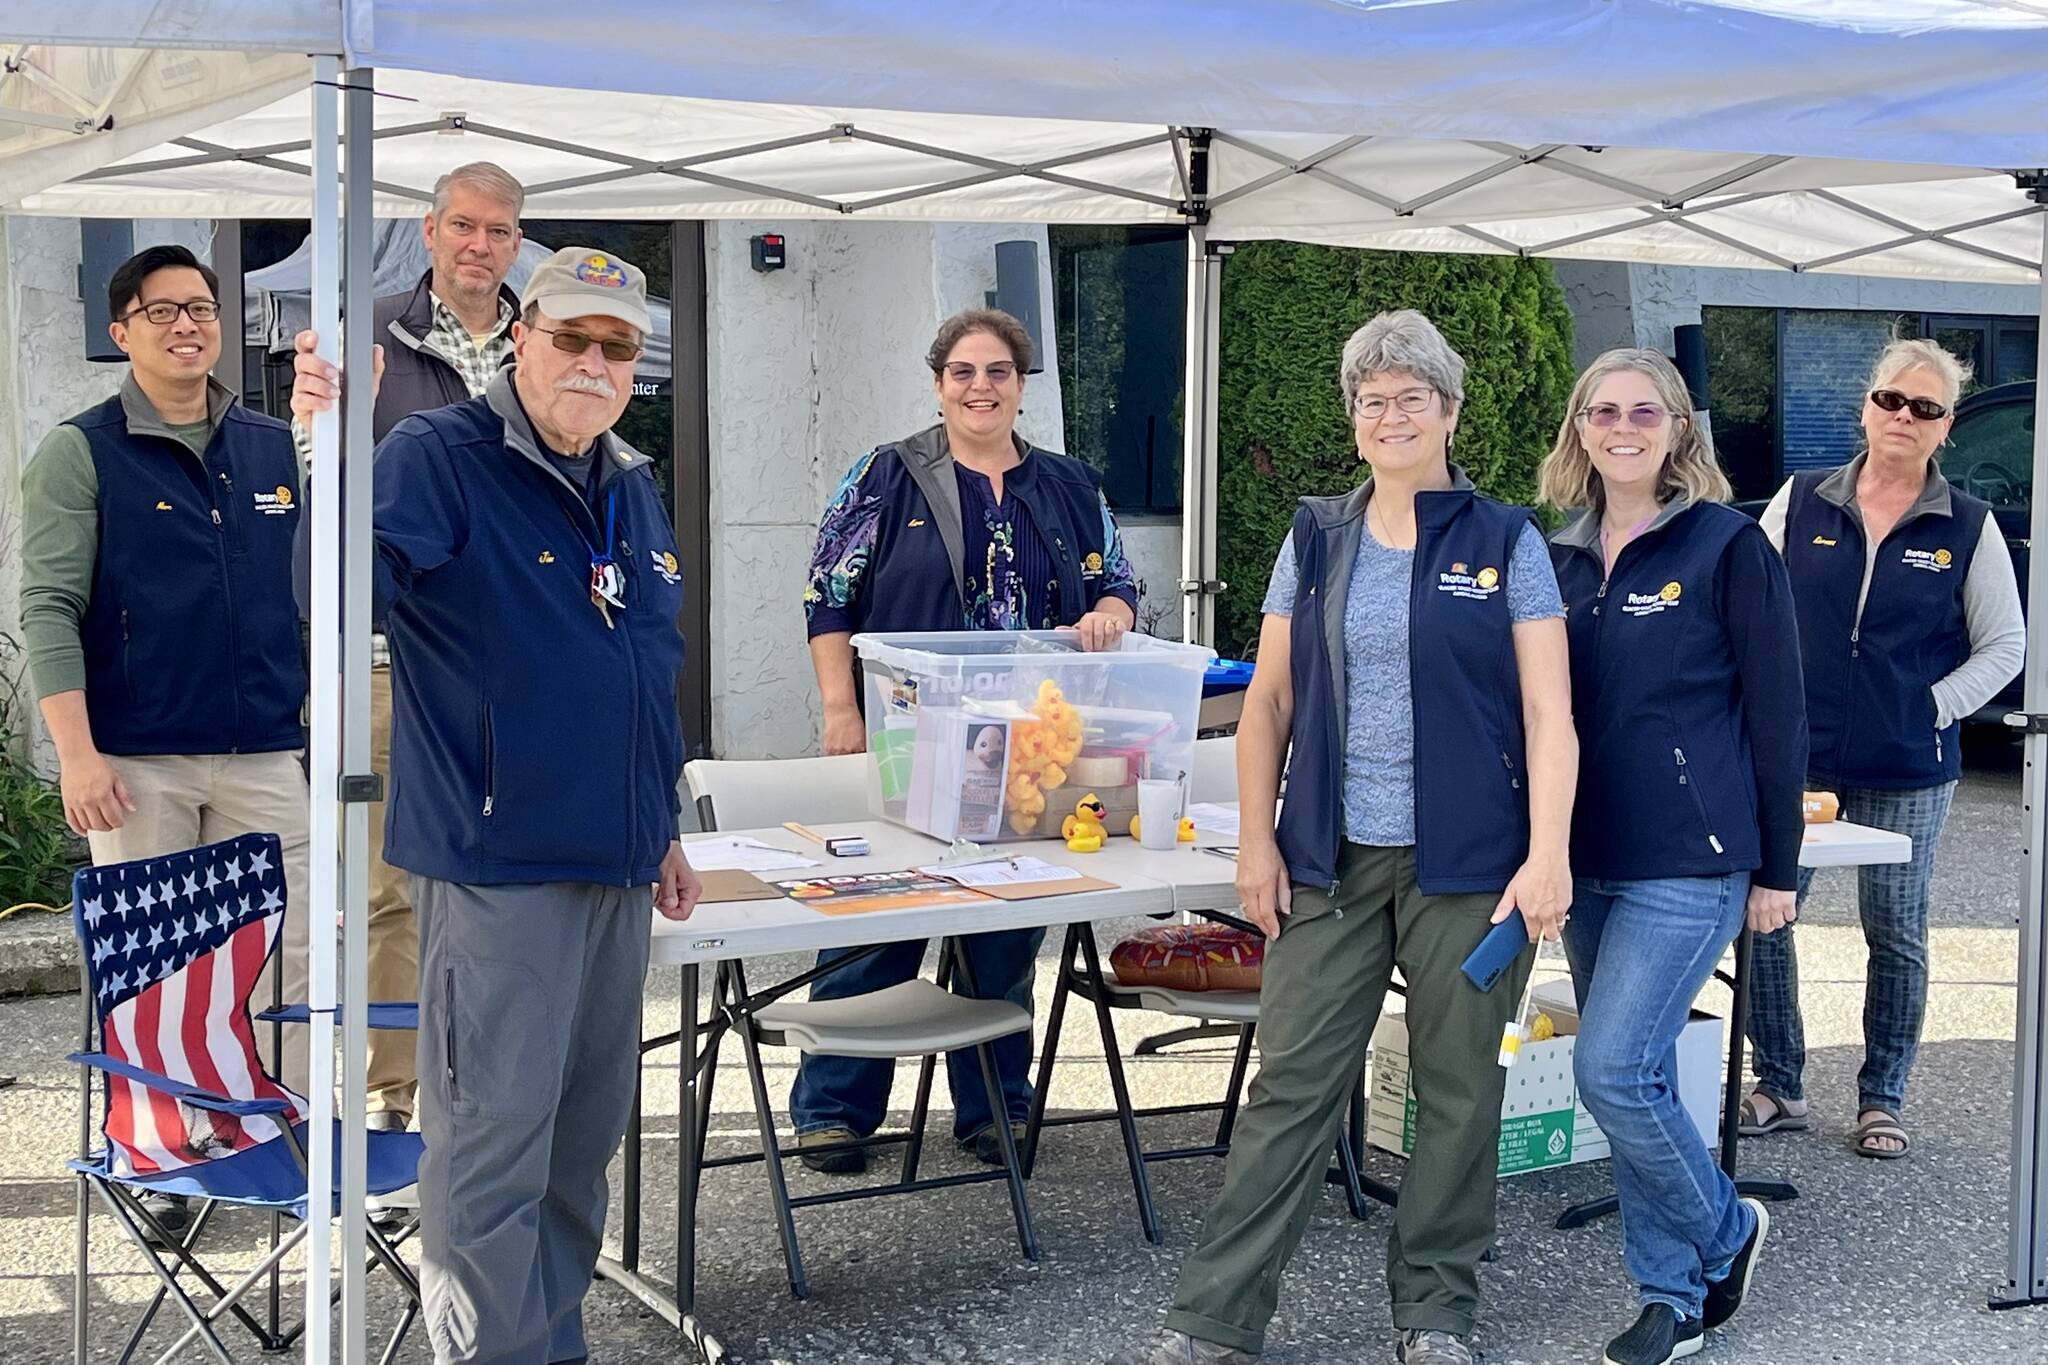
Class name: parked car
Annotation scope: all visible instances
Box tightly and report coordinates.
[1735,380,2034,723]
[1947,381,2032,721]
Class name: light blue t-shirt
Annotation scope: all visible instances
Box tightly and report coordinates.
[1263,519,1564,845]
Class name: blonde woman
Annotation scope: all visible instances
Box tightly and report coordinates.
[1743,338,2023,1160]
[1540,349,1805,1365]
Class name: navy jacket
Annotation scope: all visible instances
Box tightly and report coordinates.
[313,371,687,888]
[69,381,305,757]
[1551,501,1807,891]
[1784,458,1986,789]
[371,270,518,442]
[833,425,1119,635]
[1274,472,1537,896]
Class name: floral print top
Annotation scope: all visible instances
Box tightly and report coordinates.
[804,449,1139,636]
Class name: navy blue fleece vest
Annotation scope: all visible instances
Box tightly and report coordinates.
[1784,474,1983,788]
[68,396,305,756]
[1274,486,1535,896]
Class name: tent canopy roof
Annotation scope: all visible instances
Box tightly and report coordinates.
[6,1,2048,282]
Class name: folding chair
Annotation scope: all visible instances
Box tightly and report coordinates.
[68,832,425,1365]
[1022,920,1388,1245]
[719,946,1040,1299]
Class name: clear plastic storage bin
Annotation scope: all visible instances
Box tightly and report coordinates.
[851,631,1216,843]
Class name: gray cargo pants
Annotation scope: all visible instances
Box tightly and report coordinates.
[414,875,651,1364]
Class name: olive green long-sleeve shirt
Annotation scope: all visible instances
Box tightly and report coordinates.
[19,373,239,701]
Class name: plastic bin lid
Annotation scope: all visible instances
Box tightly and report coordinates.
[1203,658,1256,695]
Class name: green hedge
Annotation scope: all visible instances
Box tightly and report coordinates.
[1214,243,1576,658]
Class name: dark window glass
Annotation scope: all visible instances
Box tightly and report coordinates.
[1702,306,1780,500]
[1049,225,1185,514]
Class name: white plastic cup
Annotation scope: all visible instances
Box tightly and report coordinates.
[1136,779,1182,851]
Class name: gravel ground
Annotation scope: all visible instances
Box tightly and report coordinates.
[1,743,2040,1364]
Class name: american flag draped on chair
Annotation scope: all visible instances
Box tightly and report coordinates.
[78,832,305,1177]
[70,831,425,1364]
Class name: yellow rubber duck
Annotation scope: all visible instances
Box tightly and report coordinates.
[1061,793,1109,853]
[1128,815,1199,843]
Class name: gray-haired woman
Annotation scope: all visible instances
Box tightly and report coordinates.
[1743,338,2024,1160]
[1110,310,1577,1365]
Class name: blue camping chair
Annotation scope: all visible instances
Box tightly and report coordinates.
[68,832,424,1364]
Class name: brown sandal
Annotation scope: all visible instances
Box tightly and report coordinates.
[1851,1110,1910,1160]
[1738,1088,1809,1136]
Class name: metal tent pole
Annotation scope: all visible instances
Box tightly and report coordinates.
[1178,131,1223,648]
[336,64,378,1361]
[1997,183,2048,1311]
[303,54,341,1365]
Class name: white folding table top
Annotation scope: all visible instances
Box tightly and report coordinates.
[653,811,1911,964]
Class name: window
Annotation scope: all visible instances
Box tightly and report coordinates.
[1701,304,2035,492]
[1049,226,1185,514]
[1702,306,1779,501]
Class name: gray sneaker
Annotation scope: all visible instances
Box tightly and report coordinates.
[1397,1331,1475,1365]
[1106,1330,1259,1365]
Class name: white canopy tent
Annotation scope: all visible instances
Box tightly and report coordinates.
[8,3,2048,1359]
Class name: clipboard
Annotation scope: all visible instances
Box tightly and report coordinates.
[695,869,785,903]
[965,873,1119,901]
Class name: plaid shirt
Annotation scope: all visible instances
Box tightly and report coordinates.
[293,291,515,664]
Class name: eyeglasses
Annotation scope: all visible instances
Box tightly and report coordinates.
[1353,388,1437,420]
[534,326,643,363]
[1868,388,1950,421]
[941,361,1018,385]
[120,299,220,326]
[1577,402,1674,429]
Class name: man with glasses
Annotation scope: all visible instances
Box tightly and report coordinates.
[296,246,701,1363]
[22,245,312,1240]
[287,161,526,1141]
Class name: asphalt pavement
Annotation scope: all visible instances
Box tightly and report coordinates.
[0,743,2040,1363]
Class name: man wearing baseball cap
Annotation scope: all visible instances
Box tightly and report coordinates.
[298,245,701,1362]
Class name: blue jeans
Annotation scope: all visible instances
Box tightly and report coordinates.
[788,926,1046,1142]
[1746,781,1956,1115]
[1565,874,1754,1319]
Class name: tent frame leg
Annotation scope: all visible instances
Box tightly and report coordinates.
[1996,193,2048,1312]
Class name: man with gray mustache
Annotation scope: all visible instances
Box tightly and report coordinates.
[296,245,701,1363]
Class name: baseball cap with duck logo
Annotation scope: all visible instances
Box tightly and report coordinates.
[524,247,652,333]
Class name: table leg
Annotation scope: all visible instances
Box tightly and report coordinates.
[1558,928,1798,1232]
[622,996,644,1272]
[678,962,702,1318]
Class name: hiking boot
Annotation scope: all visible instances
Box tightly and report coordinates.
[137,1191,191,1246]
[797,1126,867,1175]
[1703,1197,1771,1331]
[1104,1329,1259,1364]
[966,1120,1030,1166]
[1602,1304,1703,1365]
[1397,1331,1474,1365]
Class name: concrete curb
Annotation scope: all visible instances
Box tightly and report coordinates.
[0,912,78,998]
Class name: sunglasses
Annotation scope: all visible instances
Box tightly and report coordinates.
[941,361,1018,385]
[1577,402,1674,429]
[1868,388,1950,421]
[121,299,220,325]
[534,325,642,363]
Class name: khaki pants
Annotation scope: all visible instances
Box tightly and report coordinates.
[1165,843,1533,1351]
[87,751,312,1096]
[366,666,419,1120]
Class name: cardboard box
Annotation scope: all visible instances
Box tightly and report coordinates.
[1366,980,1724,1177]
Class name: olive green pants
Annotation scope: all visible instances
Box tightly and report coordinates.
[1165,843,1532,1352]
